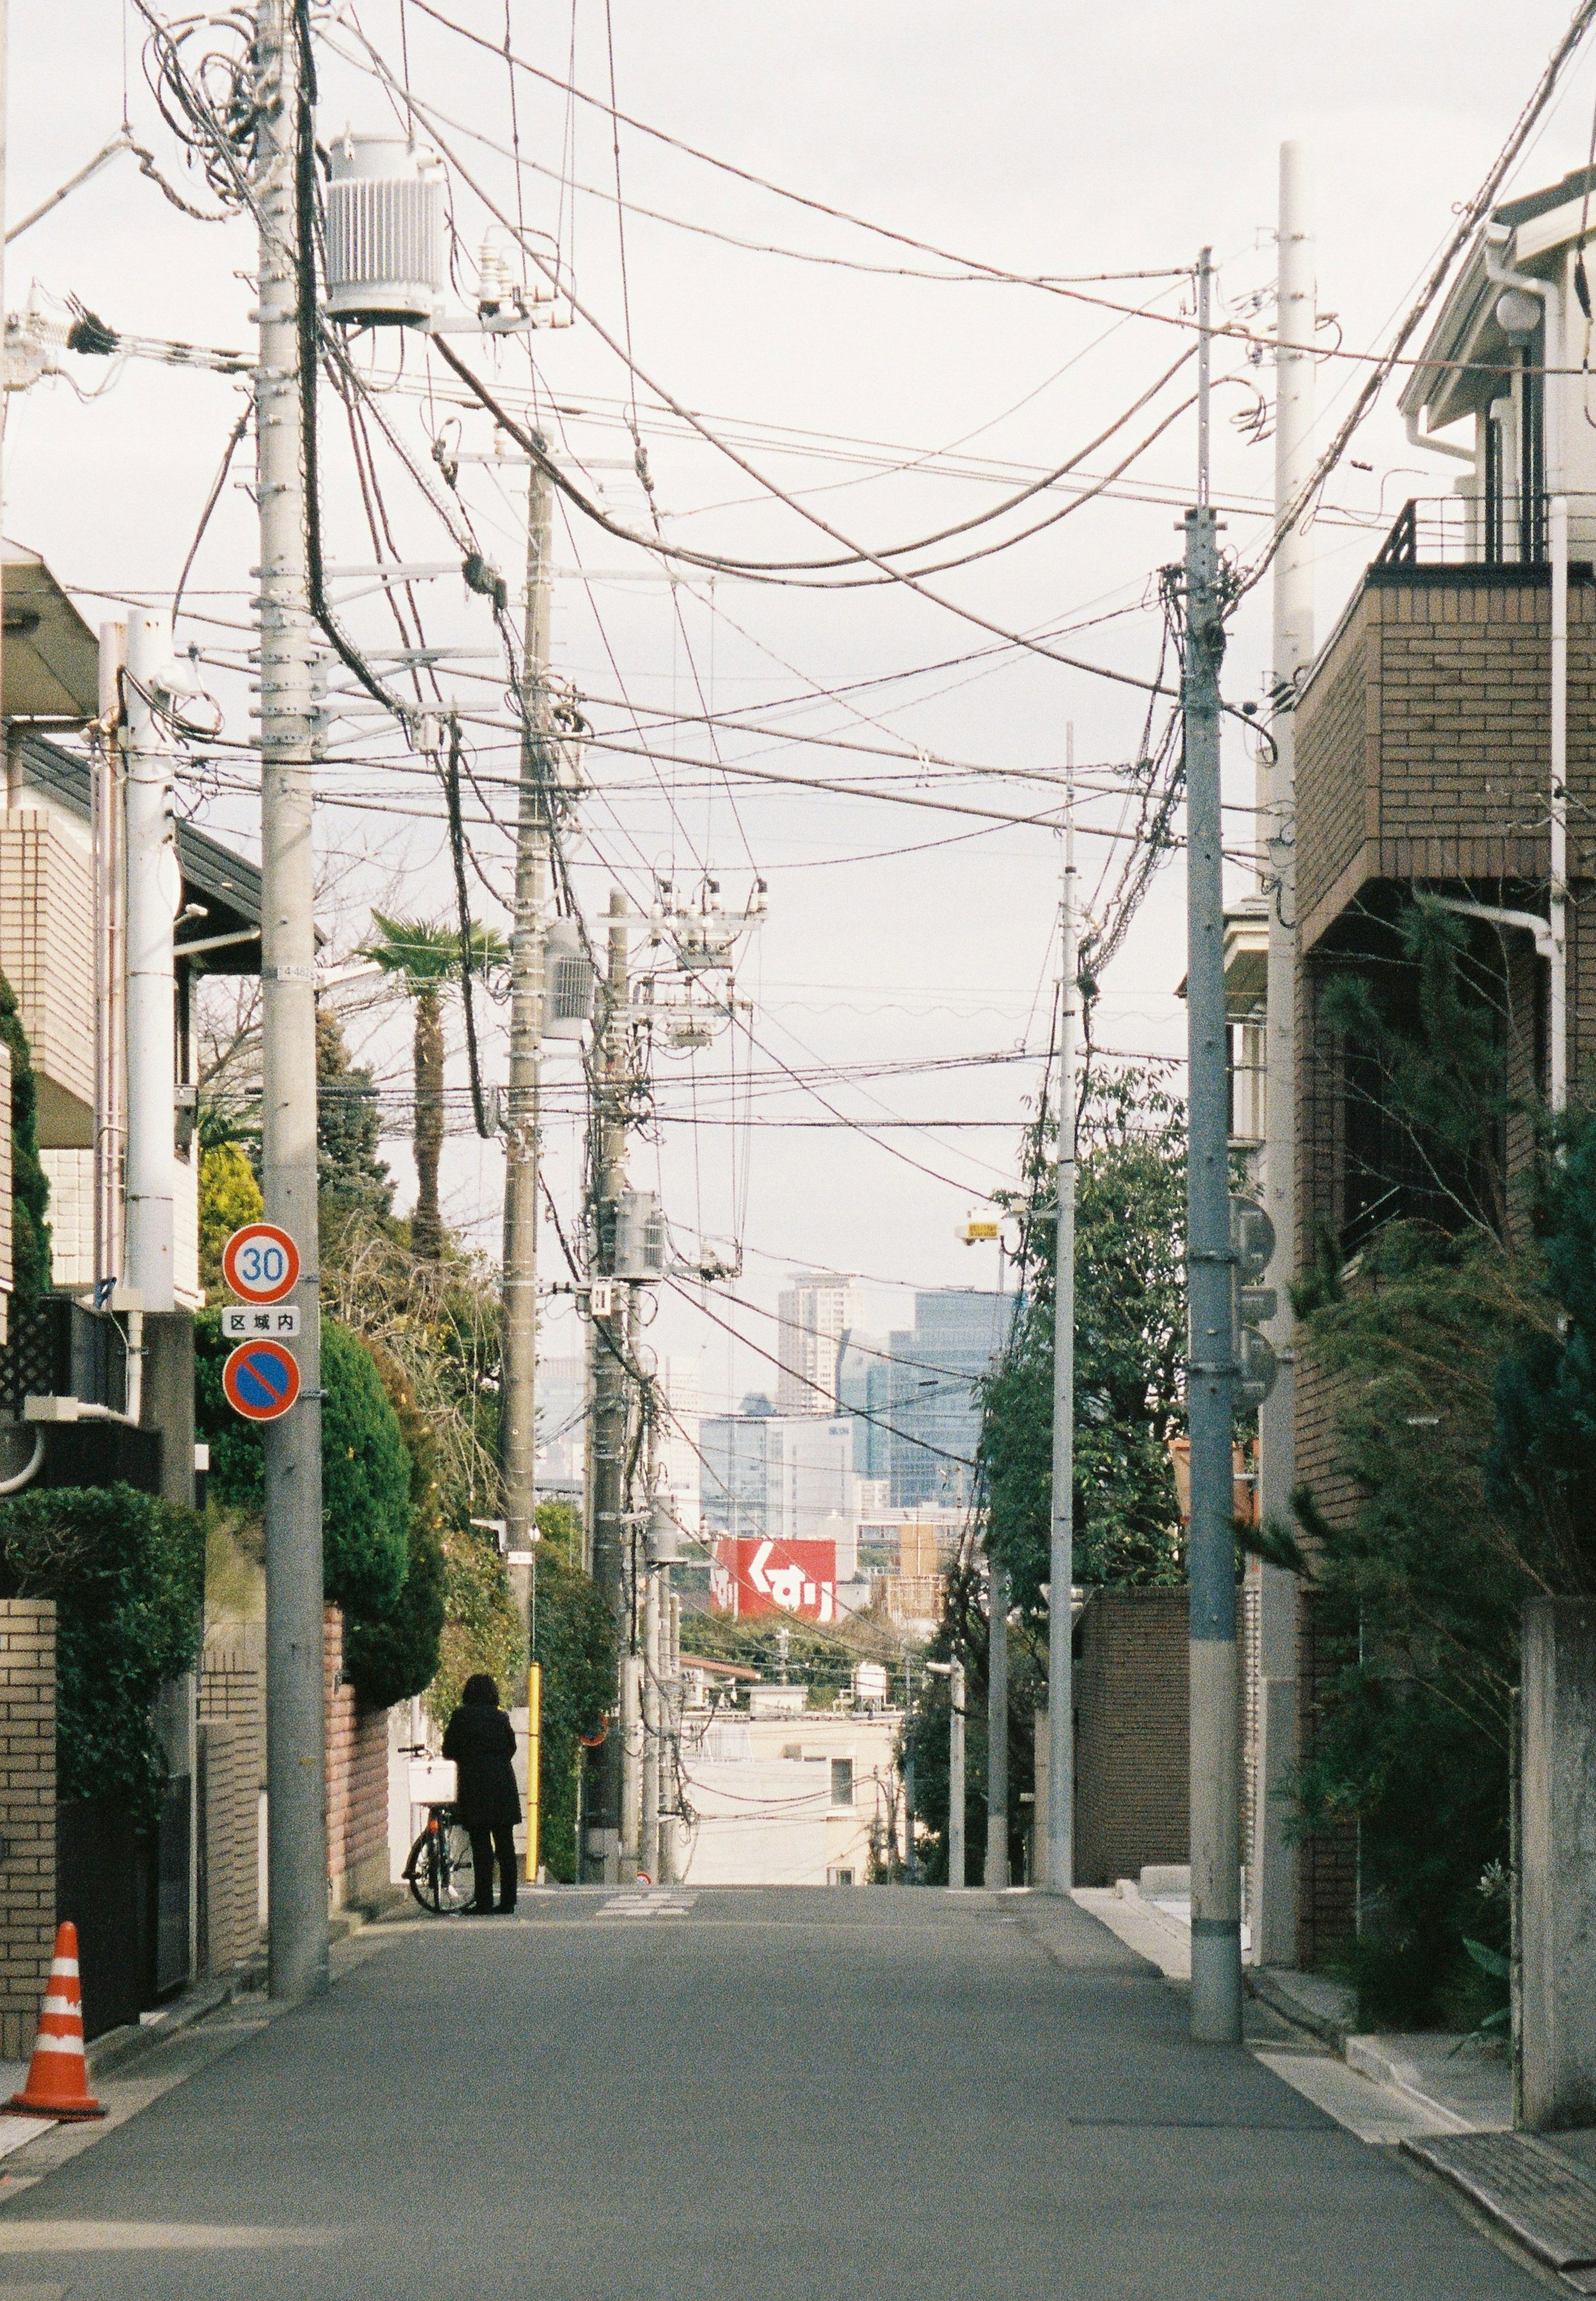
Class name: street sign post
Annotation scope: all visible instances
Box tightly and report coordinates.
[221,1223,301,1306]
[222,1338,302,1422]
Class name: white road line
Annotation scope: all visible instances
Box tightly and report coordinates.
[596,1891,697,1919]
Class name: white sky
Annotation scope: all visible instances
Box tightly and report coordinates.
[5,0,1591,1411]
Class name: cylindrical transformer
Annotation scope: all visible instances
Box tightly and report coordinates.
[325,134,443,326]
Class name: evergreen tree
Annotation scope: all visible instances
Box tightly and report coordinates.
[317,1004,392,1223]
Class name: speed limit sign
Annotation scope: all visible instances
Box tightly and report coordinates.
[221,1223,300,1306]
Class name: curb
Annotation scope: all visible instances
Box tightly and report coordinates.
[85,1958,267,2084]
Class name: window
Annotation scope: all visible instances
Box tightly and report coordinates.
[830,1758,855,1808]
[828,1867,855,1887]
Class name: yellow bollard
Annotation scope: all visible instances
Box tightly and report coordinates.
[525,1662,542,1883]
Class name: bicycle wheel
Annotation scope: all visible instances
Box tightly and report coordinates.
[437,1822,476,1913]
[406,1823,443,1914]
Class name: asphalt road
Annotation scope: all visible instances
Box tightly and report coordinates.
[0,1887,1543,2300]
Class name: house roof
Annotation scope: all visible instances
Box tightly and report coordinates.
[1,546,100,722]
[1402,171,1596,437]
[17,732,263,976]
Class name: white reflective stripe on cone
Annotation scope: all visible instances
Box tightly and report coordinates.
[47,1961,79,1978]
[38,2000,80,2020]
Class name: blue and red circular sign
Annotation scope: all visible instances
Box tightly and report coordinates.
[222,1338,301,1422]
[221,1223,300,1306]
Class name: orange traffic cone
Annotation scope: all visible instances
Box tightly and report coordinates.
[9,1923,104,2119]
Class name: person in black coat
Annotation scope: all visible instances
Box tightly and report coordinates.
[442,1673,522,1914]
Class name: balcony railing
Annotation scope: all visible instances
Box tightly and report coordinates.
[1375,494,1549,570]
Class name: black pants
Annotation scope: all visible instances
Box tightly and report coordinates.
[468,1822,518,1911]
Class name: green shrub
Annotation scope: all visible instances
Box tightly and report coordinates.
[0,1484,203,1824]
[340,1344,446,1709]
[196,1313,410,1621]
[0,970,51,1315]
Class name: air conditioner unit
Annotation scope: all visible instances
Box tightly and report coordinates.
[613,1189,666,1281]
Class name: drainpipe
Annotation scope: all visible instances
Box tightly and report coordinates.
[1551,494,1569,1115]
[1403,409,1474,465]
[1483,227,1567,1113]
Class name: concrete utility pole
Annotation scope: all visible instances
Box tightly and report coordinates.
[254,0,327,2002]
[1047,738,1077,1893]
[985,1561,1009,1889]
[1254,143,1315,1969]
[500,459,554,1607]
[948,1658,966,1889]
[122,613,179,1316]
[584,891,631,1882]
[1184,247,1242,2044]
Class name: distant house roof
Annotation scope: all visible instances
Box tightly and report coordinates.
[17,732,262,977]
[2,545,100,722]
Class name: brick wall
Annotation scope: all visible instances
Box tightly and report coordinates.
[324,1607,391,1910]
[198,1649,261,1976]
[0,1601,55,2059]
[1073,1587,1189,1888]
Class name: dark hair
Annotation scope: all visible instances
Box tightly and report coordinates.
[462,1673,500,1708]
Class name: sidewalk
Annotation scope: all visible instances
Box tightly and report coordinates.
[1075,1869,1596,2287]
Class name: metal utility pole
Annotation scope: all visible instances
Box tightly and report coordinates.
[500,459,554,1601]
[1254,143,1315,1968]
[903,1651,917,1883]
[640,1555,661,1882]
[1047,736,1077,1894]
[584,890,631,1882]
[1184,247,1242,2044]
[985,1561,1009,1889]
[123,613,178,1316]
[255,0,327,2002]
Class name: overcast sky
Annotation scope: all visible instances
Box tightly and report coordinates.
[5,0,1590,1410]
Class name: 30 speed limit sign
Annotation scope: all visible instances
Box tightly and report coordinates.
[221,1223,300,1306]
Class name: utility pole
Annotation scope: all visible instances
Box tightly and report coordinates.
[584,890,631,1882]
[500,459,554,1589]
[123,613,178,1317]
[903,1649,916,1883]
[1254,143,1315,1968]
[254,0,327,2002]
[1184,247,1242,2044]
[1047,734,1077,1893]
[985,1560,1009,1889]
[949,1658,966,1889]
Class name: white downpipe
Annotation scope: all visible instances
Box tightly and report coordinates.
[1483,229,1562,495]
[0,1434,45,1495]
[1402,408,1474,466]
[122,613,180,1316]
[1552,495,1569,1115]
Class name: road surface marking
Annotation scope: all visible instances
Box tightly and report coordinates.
[596,1891,697,1918]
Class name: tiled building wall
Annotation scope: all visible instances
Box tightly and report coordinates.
[0,815,94,1125]
[1073,1587,1189,1889]
[0,1601,55,2059]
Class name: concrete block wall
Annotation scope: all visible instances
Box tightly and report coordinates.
[1073,1587,1188,1889]
[0,1601,55,2059]
[324,1607,391,1911]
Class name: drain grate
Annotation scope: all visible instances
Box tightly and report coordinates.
[1404,2131,1596,2274]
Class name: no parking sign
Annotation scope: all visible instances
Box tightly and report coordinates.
[222,1338,301,1422]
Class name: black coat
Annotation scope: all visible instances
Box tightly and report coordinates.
[442,1702,522,1829]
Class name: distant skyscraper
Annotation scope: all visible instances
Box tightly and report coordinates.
[700,1412,856,1549]
[659,1357,702,1528]
[887,1289,1013,1509]
[775,1274,860,1414]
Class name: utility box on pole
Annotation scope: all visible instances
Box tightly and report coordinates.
[1520,1599,1596,2130]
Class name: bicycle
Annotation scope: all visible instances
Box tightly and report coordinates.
[404,1802,476,1914]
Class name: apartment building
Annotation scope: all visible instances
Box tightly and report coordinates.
[775,1273,859,1414]
[1285,167,1596,1962]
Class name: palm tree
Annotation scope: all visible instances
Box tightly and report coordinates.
[359,913,505,1261]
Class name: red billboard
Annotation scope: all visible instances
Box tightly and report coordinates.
[711,1538,837,1624]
